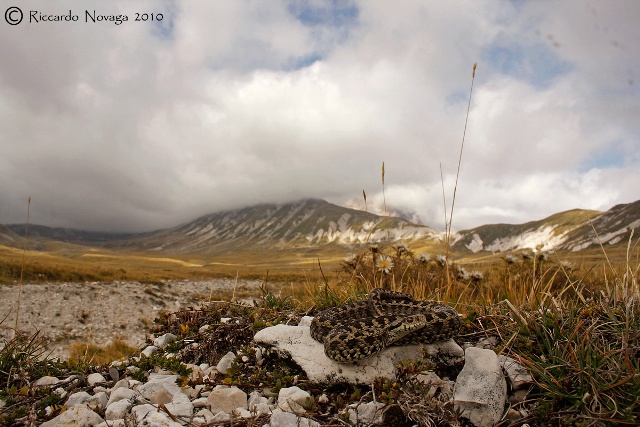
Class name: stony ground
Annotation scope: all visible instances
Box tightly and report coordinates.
[0,280,263,359]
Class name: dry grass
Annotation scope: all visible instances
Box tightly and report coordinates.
[68,338,138,366]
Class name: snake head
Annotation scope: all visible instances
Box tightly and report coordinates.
[386,314,427,344]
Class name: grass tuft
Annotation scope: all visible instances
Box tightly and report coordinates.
[67,338,138,366]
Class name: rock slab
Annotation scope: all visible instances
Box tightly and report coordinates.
[254,316,463,384]
[453,347,507,427]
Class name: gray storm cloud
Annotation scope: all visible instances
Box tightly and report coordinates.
[1,0,638,232]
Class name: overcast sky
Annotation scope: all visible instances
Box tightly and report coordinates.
[1,0,638,232]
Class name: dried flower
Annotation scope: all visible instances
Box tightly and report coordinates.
[560,260,574,271]
[343,254,358,268]
[470,270,484,282]
[376,256,394,274]
[504,254,518,265]
[417,253,431,264]
[456,266,470,281]
[435,254,449,267]
[393,243,410,255]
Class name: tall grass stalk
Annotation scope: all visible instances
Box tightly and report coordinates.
[14,196,31,333]
[443,63,477,287]
[381,162,390,243]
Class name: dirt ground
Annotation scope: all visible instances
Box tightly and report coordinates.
[0,279,263,359]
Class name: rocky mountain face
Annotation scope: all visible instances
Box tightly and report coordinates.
[452,200,640,253]
[110,199,438,255]
[557,200,640,251]
[0,224,21,247]
[2,199,639,255]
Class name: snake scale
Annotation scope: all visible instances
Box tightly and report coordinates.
[310,288,460,363]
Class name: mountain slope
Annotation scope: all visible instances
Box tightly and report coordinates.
[558,200,640,251]
[106,199,439,255]
[3,198,639,256]
[0,225,22,248]
[452,209,601,254]
[5,224,129,244]
[452,200,640,254]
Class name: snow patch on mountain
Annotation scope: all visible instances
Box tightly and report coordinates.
[305,222,435,245]
[466,234,484,253]
[466,225,570,253]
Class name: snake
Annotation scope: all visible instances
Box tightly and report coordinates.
[310,288,460,363]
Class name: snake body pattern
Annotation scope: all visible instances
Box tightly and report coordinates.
[310,288,460,363]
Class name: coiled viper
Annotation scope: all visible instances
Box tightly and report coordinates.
[310,288,460,363]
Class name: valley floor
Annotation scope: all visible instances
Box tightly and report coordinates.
[0,279,263,359]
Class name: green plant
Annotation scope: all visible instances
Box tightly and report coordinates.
[259,282,294,310]
[0,330,64,390]
[130,353,192,380]
[507,298,640,425]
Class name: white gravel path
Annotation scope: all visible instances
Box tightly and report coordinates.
[0,279,263,359]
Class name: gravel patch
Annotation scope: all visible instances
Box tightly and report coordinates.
[0,279,262,359]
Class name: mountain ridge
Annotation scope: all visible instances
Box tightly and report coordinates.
[2,198,639,256]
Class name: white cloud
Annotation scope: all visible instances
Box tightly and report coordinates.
[0,0,638,232]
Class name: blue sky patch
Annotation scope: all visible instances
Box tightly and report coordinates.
[151,1,178,41]
[580,141,629,171]
[285,53,324,71]
[289,0,358,28]
[483,41,573,88]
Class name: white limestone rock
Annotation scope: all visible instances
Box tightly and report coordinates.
[112,378,130,391]
[454,347,507,427]
[53,387,67,400]
[87,373,106,386]
[422,338,465,363]
[216,351,236,375]
[235,407,253,418]
[194,409,213,424]
[127,366,140,375]
[269,408,320,427]
[107,387,138,407]
[416,371,454,399]
[137,411,183,426]
[153,333,178,349]
[207,385,247,415]
[142,345,158,357]
[96,420,125,427]
[105,399,133,420]
[211,410,231,422]
[277,386,311,414]
[41,403,104,427]
[192,397,209,408]
[137,374,190,404]
[164,401,194,418]
[132,404,157,423]
[34,376,59,387]
[253,316,462,384]
[498,355,533,390]
[248,391,272,414]
[148,388,173,405]
[185,364,205,383]
[194,408,215,424]
[348,401,385,426]
[65,391,91,407]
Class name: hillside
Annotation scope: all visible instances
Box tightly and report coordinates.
[451,209,601,254]
[2,198,639,258]
[107,198,438,255]
[452,199,640,254]
[558,200,640,251]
